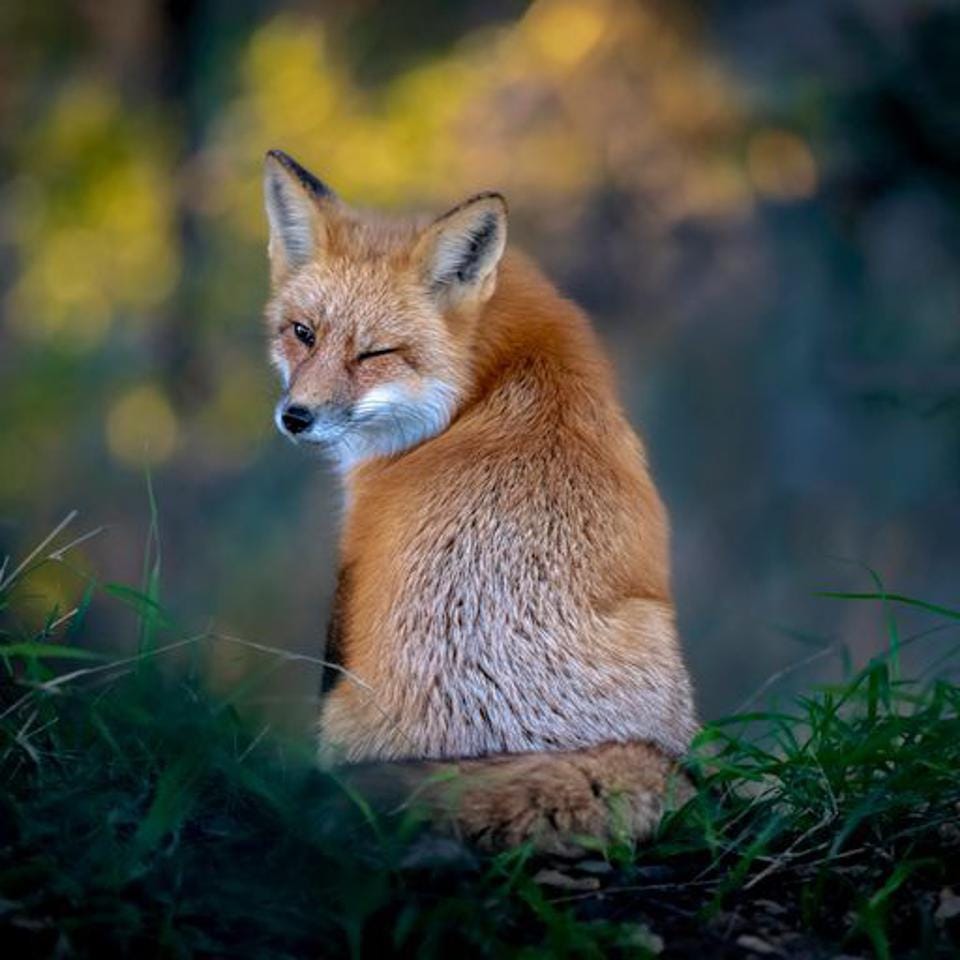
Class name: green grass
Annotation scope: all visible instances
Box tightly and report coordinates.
[1,518,958,958]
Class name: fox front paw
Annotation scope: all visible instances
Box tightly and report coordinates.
[448,746,669,855]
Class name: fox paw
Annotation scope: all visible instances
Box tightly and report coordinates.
[447,742,676,855]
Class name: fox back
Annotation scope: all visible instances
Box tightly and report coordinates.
[262,150,695,796]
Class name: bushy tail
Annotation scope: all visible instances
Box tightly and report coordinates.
[336,741,693,854]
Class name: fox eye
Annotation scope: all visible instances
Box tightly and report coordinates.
[292,322,315,348]
[356,347,399,363]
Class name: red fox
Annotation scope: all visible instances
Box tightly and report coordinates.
[262,149,697,851]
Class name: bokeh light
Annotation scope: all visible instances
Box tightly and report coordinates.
[106,385,179,467]
[746,128,818,201]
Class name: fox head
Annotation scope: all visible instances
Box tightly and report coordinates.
[262,149,508,472]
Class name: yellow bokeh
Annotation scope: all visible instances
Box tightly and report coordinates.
[9,226,112,348]
[9,561,80,632]
[210,0,747,243]
[42,80,118,158]
[679,160,753,220]
[523,0,611,69]
[7,79,179,350]
[245,17,340,135]
[746,128,818,201]
[106,384,179,467]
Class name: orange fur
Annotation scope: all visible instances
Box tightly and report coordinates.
[262,151,696,850]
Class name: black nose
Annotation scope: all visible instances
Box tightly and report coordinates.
[281,404,314,435]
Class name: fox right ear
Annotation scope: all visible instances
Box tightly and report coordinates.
[263,150,338,284]
[413,192,508,307]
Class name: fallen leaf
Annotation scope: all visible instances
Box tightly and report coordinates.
[736,934,782,955]
[615,923,663,954]
[936,887,960,922]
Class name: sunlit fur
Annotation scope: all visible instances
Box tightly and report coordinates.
[262,152,697,851]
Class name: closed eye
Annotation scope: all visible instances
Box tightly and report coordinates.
[356,346,400,362]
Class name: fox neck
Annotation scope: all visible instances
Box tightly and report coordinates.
[464,251,603,401]
[342,250,602,489]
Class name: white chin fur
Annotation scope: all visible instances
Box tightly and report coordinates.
[337,378,458,472]
[270,349,291,388]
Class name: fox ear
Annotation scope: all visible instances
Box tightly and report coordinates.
[413,192,508,305]
[263,150,338,284]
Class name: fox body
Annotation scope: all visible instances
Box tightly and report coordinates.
[262,150,696,850]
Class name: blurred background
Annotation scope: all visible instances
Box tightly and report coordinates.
[1,0,958,726]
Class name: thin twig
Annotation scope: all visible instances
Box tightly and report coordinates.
[48,607,79,632]
[237,724,272,763]
[211,632,374,694]
[211,632,421,753]
[734,643,845,715]
[0,510,78,591]
[0,690,34,723]
[13,709,41,764]
[549,876,722,905]
[48,525,107,562]
[31,635,207,692]
[742,811,834,890]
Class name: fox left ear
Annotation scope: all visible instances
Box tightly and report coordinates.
[413,192,508,305]
[263,149,339,284]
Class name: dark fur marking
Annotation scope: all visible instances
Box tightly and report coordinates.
[476,661,509,702]
[322,563,352,695]
[545,700,567,720]
[454,213,497,283]
[267,149,334,199]
[432,191,506,226]
[477,703,491,728]
[430,198,503,290]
